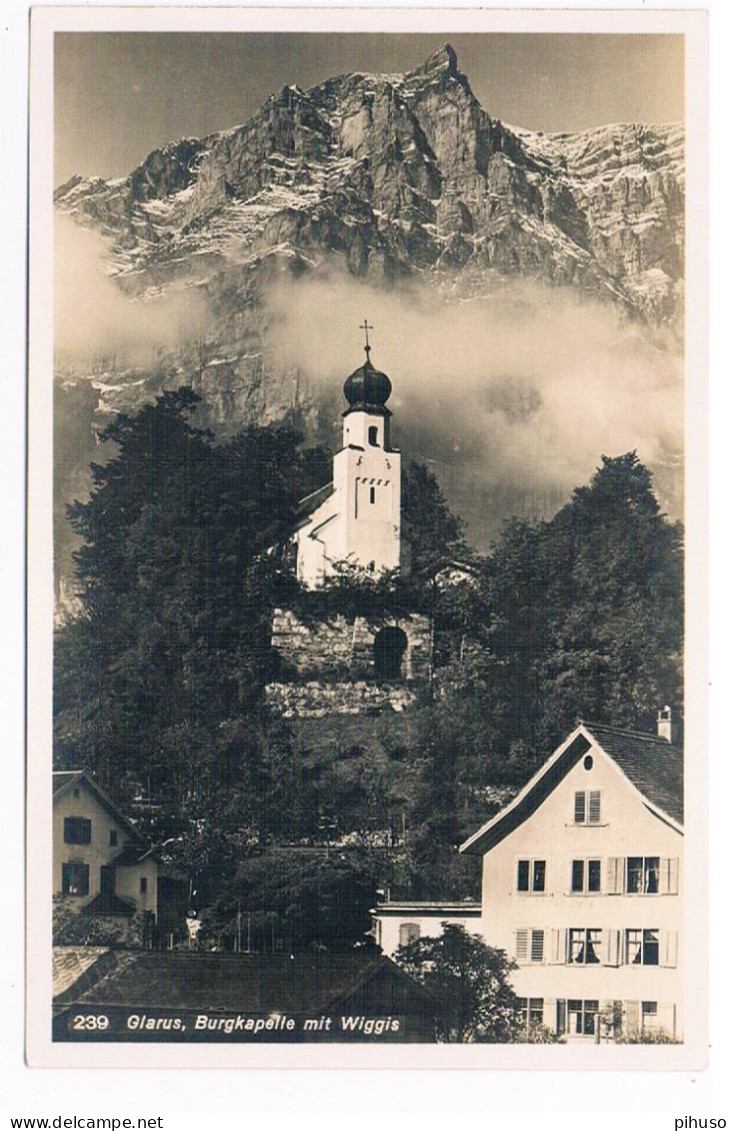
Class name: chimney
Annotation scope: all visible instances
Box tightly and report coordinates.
[657,706,673,742]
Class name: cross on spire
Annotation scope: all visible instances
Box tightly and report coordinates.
[360,318,373,358]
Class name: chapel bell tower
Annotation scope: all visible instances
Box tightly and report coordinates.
[294,321,402,586]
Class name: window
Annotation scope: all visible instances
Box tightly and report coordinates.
[568,928,602,964]
[573,790,601,824]
[368,426,379,446]
[515,928,545,964]
[517,859,546,892]
[61,862,89,896]
[608,856,678,894]
[369,486,376,504]
[625,928,660,966]
[109,829,118,847]
[626,856,660,894]
[63,817,91,845]
[571,859,601,893]
[399,922,420,947]
[566,999,600,1037]
[517,998,544,1032]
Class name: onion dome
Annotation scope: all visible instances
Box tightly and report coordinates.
[343,345,392,411]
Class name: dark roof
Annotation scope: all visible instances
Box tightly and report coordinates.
[461,721,683,856]
[293,482,334,528]
[343,351,392,412]
[111,845,154,867]
[62,951,435,1016]
[81,893,137,918]
[581,721,683,826]
[53,946,110,1000]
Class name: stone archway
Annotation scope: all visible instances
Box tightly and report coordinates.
[373,626,408,681]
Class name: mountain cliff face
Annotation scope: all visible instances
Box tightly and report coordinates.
[57,45,683,321]
[53,43,685,574]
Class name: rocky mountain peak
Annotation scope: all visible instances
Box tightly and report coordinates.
[53,45,685,572]
[55,42,683,331]
[405,41,459,80]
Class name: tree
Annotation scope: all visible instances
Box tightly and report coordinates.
[453,451,684,767]
[205,848,381,953]
[54,387,328,807]
[394,923,521,1042]
[402,461,468,582]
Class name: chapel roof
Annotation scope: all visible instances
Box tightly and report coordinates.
[343,346,392,413]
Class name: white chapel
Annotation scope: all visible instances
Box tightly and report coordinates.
[293,323,402,588]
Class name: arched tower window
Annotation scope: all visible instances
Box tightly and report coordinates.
[373,626,408,681]
[368,425,379,446]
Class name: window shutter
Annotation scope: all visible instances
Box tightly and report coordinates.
[657,1002,676,1038]
[588,790,601,823]
[603,928,621,966]
[574,792,586,823]
[530,929,545,963]
[663,857,679,894]
[660,1004,678,1035]
[515,929,529,963]
[556,1000,567,1036]
[607,857,624,894]
[660,931,678,968]
[548,928,566,964]
[625,1000,640,1037]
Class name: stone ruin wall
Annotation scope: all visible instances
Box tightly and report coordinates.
[265,609,432,718]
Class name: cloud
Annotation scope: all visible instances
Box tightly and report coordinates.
[54,215,209,364]
[264,267,683,543]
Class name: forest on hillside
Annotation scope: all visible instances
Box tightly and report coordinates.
[53,388,683,950]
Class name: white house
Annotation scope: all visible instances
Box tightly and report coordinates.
[372,900,482,956]
[460,712,683,1042]
[53,769,184,937]
[293,331,401,588]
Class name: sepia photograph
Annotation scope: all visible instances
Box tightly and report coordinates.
[26,6,708,1071]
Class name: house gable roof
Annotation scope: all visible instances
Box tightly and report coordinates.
[580,721,683,826]
[53,770,148,847]
[460,721,683,857]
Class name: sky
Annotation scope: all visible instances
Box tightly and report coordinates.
[54,32,684,185]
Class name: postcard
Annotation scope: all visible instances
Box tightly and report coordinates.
[27,5,708,1070]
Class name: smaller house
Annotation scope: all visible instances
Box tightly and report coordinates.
[371,901,482,956]
[53,770,185,939]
